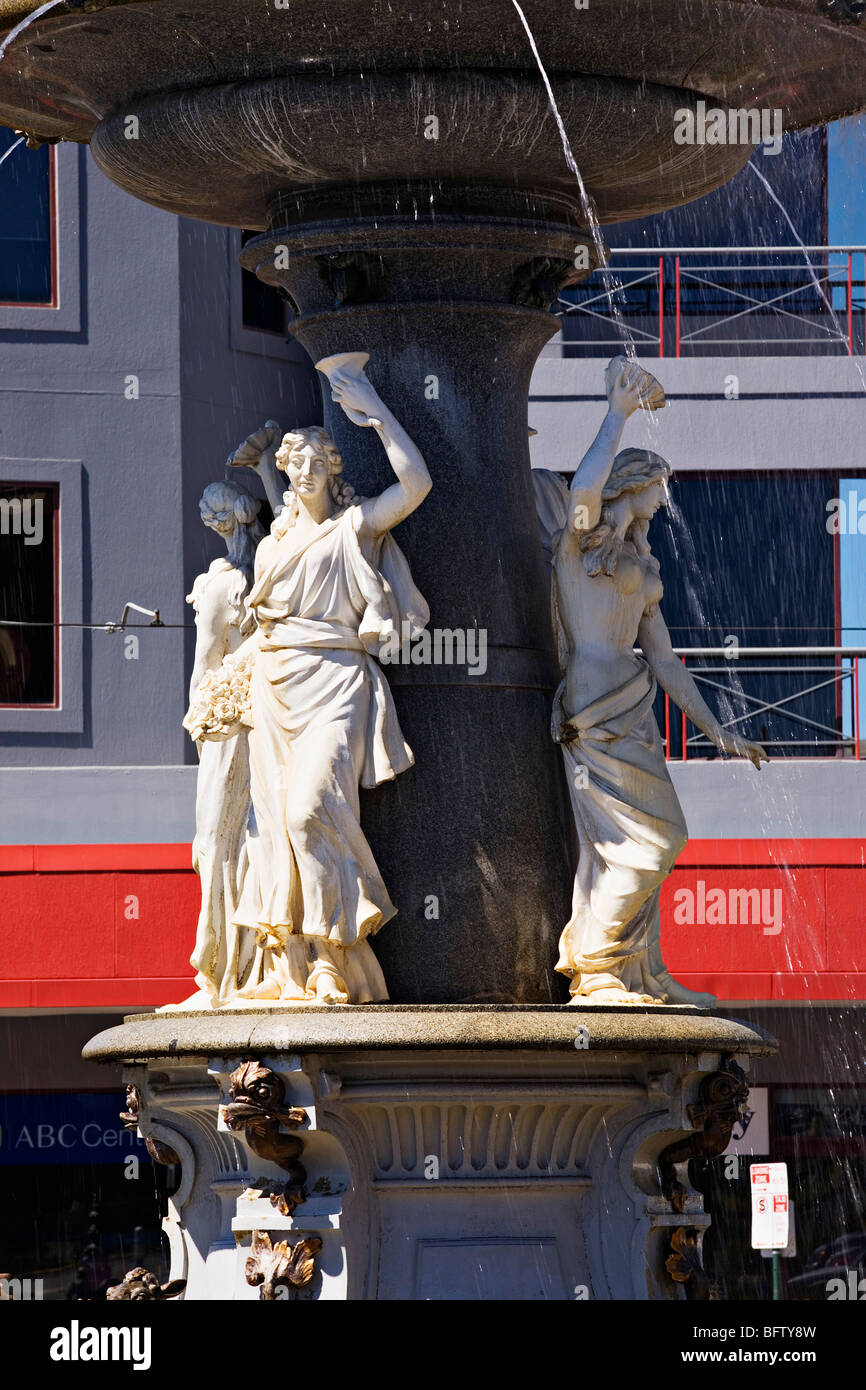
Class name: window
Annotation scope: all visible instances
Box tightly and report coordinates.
[0,484,57,706]
[0,130,54,306]
[240,229,288,335]
[650,470,841,757]
[0,1089,175,1300]
[839,477,866,754]
[0,460,82,734]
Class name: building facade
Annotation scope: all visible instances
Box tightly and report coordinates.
[529,130,866,1297]
[0,134,319,1296]
[0,127,864,1299]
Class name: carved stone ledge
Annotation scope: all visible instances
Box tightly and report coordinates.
[241,1176,308,1219]
[85,1015,773,1300]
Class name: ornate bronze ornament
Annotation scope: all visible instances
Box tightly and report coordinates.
[665,1229,710,1301]
[119,1084,180,1166]
[106,1267,186,1301]
[659,1058,749,1211]
[244,1232,323,1301]
[223,1062,309,1213]
[511,256,586,310]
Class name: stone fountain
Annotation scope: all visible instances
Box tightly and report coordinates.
[2,0,863,1300]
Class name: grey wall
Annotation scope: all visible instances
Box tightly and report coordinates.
[0,148,319,769]
[529,355,866,475]
[1,145,862,847]
[177,219,320,762]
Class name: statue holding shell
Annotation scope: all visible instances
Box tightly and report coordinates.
[536,357,767,1006]
[183,354,431,1006]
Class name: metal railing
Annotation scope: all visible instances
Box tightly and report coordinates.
[663,646,864,760]
[556,248,866,357]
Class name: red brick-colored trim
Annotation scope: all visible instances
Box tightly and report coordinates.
[0,838,860,874]
[1,840,866,1009]
[0,844,192,872]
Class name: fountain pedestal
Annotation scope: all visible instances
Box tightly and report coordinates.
[239,203,600,1005]
[84,1008,773,1301]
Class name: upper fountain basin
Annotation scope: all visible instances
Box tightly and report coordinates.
[0,0,864,226]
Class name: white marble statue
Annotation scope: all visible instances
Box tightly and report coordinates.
[227,418,286,518]
[537,357,768,1007]
[186,355,431,1006]
[184,480,265,1004]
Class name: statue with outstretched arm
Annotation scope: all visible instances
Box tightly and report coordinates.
[189,354,431,1006]
[547,356,767,1006]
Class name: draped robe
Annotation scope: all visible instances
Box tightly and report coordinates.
[233,503,426,1002]
[187,560,254,1003]
[534,470,689,997]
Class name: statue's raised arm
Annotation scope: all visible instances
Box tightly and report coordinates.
[194,352,433,1008]
[545,355,766,1010]
[565,356,664,541]
[317,353,432,537]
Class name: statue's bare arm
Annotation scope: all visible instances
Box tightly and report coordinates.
[228,421,285,515]
[327,368,432,536]
[638,606,768,769]
[566,362,646,541]
[189,577,229,706]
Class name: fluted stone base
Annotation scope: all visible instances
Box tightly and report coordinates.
[84,1007,774,1302]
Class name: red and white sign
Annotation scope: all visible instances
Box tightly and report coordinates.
[750,1162,790,1250]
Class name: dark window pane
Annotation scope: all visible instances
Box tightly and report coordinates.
[0,130,52,304]
[649,471,839,756]
[0,1092,175,1301]
[0,484,57,705]
[240,229,287,334]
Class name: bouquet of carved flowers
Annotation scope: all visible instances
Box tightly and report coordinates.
[184,645,255,741]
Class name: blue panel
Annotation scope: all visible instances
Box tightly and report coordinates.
[649,470,839,756]
[0,1092,152,1166]
[607,130,826,251]
[0,128,52,303]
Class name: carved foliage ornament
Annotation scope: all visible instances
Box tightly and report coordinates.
[665,1229,711,1301]
[316,250,386,307]
[245,1231,323,1301]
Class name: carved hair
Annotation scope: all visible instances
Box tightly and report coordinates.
[196,481,265,632]
[579,447,670,578]
[199,480,265,573]
[272,425,357,535]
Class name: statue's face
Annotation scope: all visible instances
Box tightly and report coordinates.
[201,506,234,537]
[630,479,667,521]
[287,444,331,499]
